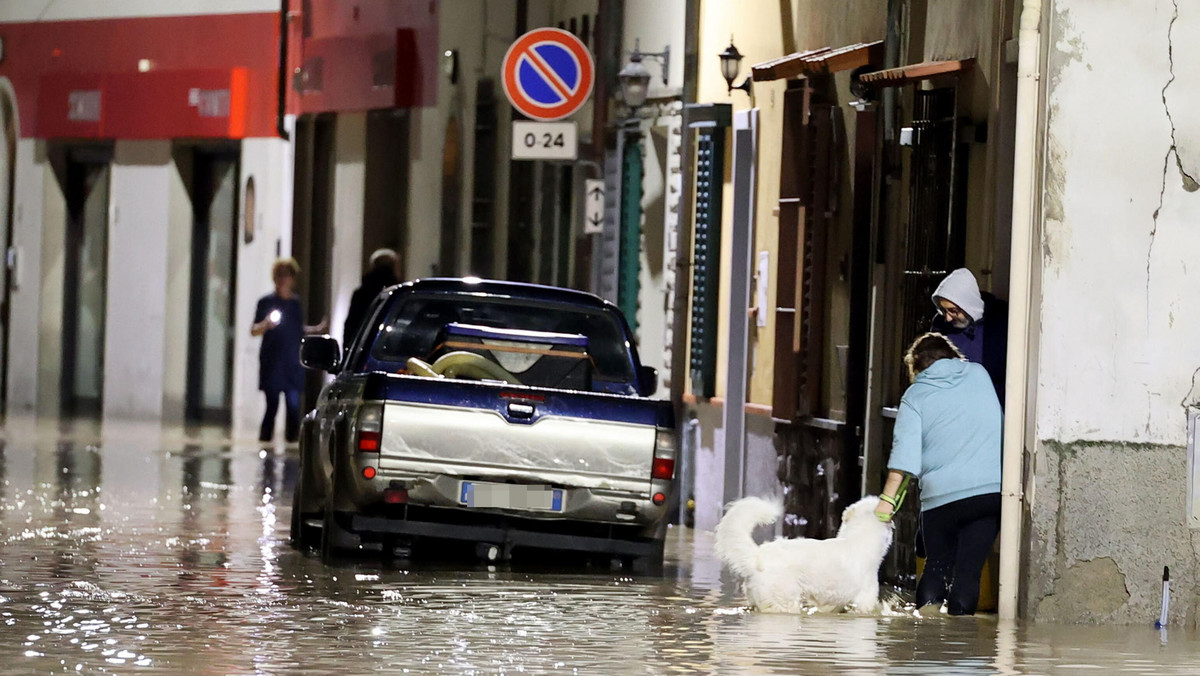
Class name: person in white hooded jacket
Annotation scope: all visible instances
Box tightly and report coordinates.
[930,268,1008,404]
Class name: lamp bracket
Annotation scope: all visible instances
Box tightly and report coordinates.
[629,39,670,86]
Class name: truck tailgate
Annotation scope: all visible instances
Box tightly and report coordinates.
[368,375,670,491]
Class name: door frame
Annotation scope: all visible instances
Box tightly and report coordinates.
[0,90,16,417]
[184,142,242,425]
[57,143,114,418]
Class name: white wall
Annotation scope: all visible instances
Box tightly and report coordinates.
[35,143,65,416]
[6,137,45,414]
[1036,0,1198,446]
[103,141,172,421]
[404,0,519,281]
[161,149,192,424]
[406,104,443,279]
[331,113,366,349]
[622,0,687,97]
[622,3,687,391]
[233,135,293,438]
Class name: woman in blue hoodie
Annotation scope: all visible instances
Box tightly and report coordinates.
[874,333,1003,615]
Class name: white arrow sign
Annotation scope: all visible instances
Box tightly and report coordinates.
[584,179,605,234]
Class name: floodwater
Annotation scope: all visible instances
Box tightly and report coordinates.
[1,424,1200,674]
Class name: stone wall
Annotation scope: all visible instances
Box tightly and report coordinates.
[1026,441,1200,626]
[1028,0,1200,624]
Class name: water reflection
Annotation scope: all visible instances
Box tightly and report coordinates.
[1,431,1200,674]
[178,446,231,581]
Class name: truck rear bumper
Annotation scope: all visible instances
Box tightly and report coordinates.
[345,505,664,558]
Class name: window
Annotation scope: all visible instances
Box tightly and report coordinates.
[366,293,637,393]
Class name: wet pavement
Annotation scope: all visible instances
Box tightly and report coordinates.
[2,425,1200,674]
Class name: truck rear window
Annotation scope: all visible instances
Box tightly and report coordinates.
[367,294,637,392]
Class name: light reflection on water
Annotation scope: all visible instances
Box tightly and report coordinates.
[0,432,1198,674]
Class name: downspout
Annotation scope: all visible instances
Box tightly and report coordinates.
[276,0,290,140]
[669,0,701,468]
[999,0,1045,621]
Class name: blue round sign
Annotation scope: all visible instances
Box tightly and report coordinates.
[502,28,595,121]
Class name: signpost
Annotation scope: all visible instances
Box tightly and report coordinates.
[502,28,594,161]
[501,27,602,235]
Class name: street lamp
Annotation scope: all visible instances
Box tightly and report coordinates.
[619,39,670,110]
[718,38,752,96]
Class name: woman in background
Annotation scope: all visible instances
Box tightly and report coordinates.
[251,258,326,443]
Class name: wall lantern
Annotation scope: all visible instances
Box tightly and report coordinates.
[619,39,670,110]
[718,38,751,95]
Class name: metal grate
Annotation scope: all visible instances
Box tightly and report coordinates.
[896,87,966,392]
[689,128,724,398]
[617,134,643,333]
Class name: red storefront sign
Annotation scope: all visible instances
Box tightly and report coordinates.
[37,68,252,139]
[0,12,279,139]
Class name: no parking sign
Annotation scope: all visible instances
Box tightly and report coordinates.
[502,28,593,159]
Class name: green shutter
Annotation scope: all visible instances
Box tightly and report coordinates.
[690,127,724,398]
[617,136,643,334]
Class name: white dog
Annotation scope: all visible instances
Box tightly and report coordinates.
[714,496,893,613]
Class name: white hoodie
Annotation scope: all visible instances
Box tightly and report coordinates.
[931,268,985,322]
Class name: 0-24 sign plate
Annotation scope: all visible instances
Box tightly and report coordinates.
[511,121,578,160]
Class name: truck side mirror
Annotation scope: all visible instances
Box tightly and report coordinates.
[638,365,658,397]
[301,335,342,373]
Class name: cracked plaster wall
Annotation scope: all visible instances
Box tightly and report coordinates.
[1026,442,1200,625]
[1039,0,1200,446]
[1030,0,1200,624]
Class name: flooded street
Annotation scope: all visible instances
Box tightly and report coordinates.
[1,427,1199,674]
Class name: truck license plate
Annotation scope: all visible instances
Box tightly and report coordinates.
[459,481,564,512]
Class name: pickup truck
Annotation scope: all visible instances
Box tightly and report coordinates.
[290,278,676,572]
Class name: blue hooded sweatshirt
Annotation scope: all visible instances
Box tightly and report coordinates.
[887,358,1002,511]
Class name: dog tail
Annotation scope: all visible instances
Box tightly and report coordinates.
[714,496,782,578]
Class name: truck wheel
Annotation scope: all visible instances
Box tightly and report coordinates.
[320,507,360,563]
[629,555,663,576]
[289,430,320,551]
[629,541,665,576]
[290,481,320,551]
[289,483,304,548]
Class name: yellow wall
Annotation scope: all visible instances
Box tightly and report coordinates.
[695,0,884,409]
[695,0,785,403]
[694,0,1008,412]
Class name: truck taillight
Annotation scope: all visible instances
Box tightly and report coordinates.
[358,430,381,452]
[652,457,675,480]
[652,429,676,480]
[357,404,384,452]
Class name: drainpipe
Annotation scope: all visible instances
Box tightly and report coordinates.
[999,0,1044,622]
[276,0,290,140]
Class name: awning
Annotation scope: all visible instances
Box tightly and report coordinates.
[751,41,884,82]
[858,58,975,87]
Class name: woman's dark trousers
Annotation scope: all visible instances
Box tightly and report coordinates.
[260,389,301,443]
[916,493,1002,615]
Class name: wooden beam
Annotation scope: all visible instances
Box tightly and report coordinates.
[752,47,831,82]
[750,41,884,82]
[858,57,976,87]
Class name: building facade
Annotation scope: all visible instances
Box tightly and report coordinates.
[679,0,1200,626]
[0,0,657,441]
[1025,0,1200,626]
[683,0,1016,535]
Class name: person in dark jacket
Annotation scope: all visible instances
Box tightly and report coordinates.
[930,268,1009,404]
[343,248,400,348]
[252,258,327,443]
